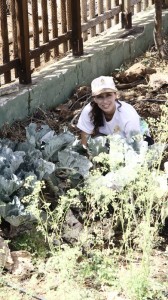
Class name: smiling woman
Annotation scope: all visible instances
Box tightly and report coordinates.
[77,76,145,147]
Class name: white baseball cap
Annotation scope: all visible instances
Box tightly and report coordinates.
[91,76,117,96]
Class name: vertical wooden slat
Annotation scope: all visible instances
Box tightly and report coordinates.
[71,0,83,56]
[66,0,72,31]
[121,0,132,29]
[41,0,50,62]
[32,0,40,67]
[15,0,31,84]
[51,0,59,57]
[66,0,72,50]
[106,0,111,29]
[126,0,132,28]
[90,0,96,37]
[149,0,154,6]
[0,0,11,83]
[163,0,168,8]
[80,0,88,41]
[10,0,18,78]
[143,0,149,10]
[121,0,124,28]
[60,0,68,53]
[115,0,120,24]
[98,0,104,33]
[135,0,141,13]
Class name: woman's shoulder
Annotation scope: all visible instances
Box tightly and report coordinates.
[117,100,139,114]
[81,102,92,114]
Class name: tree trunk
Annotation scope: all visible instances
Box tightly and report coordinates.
[154,0,167,58]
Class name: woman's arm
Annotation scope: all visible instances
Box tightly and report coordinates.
[77,103,93,146]
[124,120,141,139]
[81,131,90,147]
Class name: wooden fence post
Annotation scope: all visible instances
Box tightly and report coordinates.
[71,0,83,56]
[121,0,132,29]
[15,0,31,84]
[0,0,11,83]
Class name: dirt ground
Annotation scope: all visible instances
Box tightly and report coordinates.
[0,48,168,300]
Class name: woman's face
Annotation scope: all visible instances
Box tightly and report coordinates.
[94,92,116,114]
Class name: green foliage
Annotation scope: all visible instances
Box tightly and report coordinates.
[11,228,49,259]
[79,249,119,287]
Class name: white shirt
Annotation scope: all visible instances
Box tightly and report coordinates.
[77,101,141,139]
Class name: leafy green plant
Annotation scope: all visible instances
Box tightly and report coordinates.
[79,248,119,287]
[0,124,92,226]
[11,228,48,259]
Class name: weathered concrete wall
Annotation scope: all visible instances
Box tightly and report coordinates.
[0,8,168,128]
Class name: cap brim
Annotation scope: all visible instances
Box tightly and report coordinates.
[92,88,117,96]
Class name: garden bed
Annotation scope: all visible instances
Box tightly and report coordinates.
[0,47,168,300]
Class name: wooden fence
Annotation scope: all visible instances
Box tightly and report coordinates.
[0,0,155,87]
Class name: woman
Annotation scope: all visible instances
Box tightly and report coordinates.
[77,76,145,147]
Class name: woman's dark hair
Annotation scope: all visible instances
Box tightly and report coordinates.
[89,99,122,134]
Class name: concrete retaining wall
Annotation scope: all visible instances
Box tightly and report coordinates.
[0,8,168,128]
